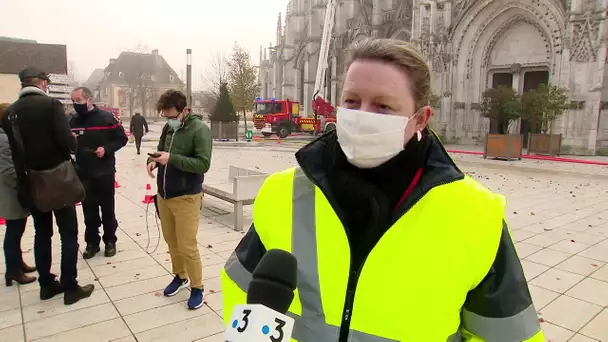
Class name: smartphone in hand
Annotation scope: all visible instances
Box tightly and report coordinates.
[148,152,161,158]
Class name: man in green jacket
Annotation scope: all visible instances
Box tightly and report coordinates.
[146,90,212,310]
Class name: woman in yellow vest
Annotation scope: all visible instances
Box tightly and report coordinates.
[222,38,544,341]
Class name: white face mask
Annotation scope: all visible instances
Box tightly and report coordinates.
[336,107,413,168]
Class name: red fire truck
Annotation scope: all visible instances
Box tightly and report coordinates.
[254,0,339,139]
[253,97,336,138]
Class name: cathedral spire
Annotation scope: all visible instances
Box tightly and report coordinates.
[259,45,263,65]
[276,12,283,45]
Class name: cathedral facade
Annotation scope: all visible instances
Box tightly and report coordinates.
[258,0,608,155]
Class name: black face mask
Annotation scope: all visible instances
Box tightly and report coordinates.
[73,103,88,115]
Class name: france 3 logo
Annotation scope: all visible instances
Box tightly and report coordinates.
[225,304,294,342]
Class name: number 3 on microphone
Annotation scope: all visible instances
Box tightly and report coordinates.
[234,309,252,332]
[226,305,295,341]
[234,310,285,341]
[263,318,286,341]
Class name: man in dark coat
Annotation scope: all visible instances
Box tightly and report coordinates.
[2,67,94,305]
[70,87,128,259]
[129,112,148,154]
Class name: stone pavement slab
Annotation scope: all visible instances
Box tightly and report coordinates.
[0,140,607,341]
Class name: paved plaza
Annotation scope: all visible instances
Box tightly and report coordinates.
[1,137,608,341]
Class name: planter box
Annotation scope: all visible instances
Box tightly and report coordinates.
[484,134,523,160]
[211,121,239,140]
[528,133,562,156]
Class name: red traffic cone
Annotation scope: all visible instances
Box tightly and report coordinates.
[277,135,281,144]
[0,217,5,225]
[114,173,120,189]
[142,184,154,204]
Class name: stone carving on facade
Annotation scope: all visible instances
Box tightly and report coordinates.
[482,15,552,69]
[452,0,473,28]
[453,0,564,68]
[345,8,373,47]
[415,27,451,73]
[570,9,603,62]
[417,33,431,58]
[430,7,450,72]
[358,0,373,23]
[463,1,562,78]
[293,42,308,69]
[454,0,472,15]
[431,33,451,72]
[382,0,413,38]
[284,20,310,66]
[416,4,432,58]
[294,20,309,44]
[582,0,597,11]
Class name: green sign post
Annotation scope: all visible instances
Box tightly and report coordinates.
[245,130,253,142]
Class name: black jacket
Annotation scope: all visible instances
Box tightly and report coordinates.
[129,114,148,137]
[69,106,128,179]
[1,87,76,197]
[233,130,536,342]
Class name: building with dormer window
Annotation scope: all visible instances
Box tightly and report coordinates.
[93,49,184,118]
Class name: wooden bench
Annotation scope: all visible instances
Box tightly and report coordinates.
[203,166,268,231]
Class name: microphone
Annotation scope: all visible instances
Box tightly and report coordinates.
[224,249,298,342]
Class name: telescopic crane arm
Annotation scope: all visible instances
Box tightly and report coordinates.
[312,0,337,116]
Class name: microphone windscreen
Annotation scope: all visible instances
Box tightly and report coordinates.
[247,249,298,314]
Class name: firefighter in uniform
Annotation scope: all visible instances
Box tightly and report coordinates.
[221,39,544,341]
[70,87,128,259]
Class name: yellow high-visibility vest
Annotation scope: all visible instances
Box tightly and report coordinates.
[222,167,540,341]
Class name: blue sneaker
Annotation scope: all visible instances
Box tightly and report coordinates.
[164,275,190,297]
[188,288,205,310]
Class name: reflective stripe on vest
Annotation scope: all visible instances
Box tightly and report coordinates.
[290,168,341,341]
[462,305,540,341]
[224,252,250,293]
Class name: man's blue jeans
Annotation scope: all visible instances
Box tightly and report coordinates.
[30,205,80,289]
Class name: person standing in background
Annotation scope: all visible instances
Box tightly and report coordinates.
[146,90,212,310]
[0,103,36,286]
[70,87,128,259]
[2,68,94,305]
[129,112,148,155]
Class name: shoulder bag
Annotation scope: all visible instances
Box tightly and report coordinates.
[6,104,85,212]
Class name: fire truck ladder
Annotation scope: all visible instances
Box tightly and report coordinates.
[312,0,338,113]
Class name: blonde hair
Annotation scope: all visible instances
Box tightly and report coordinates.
[0,103,10,123]
[345,38,431,110]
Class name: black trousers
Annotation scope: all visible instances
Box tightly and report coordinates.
[82,174,118,247]
[135,134,143,153]
[30,205,79,289]
[3,218,28,274]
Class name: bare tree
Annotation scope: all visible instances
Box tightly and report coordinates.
[179,69,185,85]
[67,60,77,82]
[228,43,260,131]
[200,90,218,113]
[129,42,151,54]
[202,51,230,99]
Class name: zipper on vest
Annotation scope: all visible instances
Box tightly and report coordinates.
[339,267,363,342]
[295,159,464,341]
[337,177,462,342]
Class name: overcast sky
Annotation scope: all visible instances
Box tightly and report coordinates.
[0,0,287,90]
